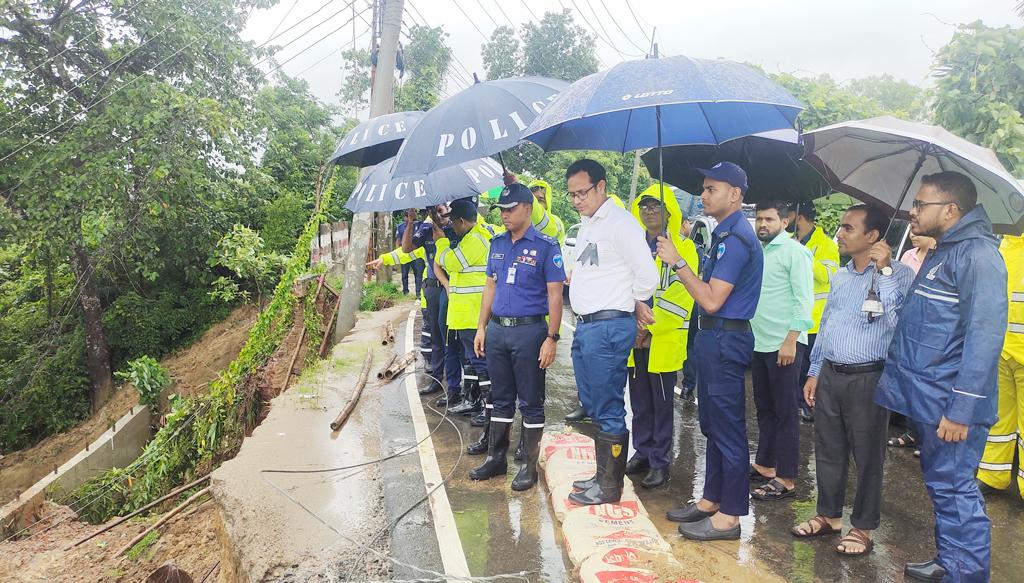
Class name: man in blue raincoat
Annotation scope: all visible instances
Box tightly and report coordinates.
[875,171,1008,583]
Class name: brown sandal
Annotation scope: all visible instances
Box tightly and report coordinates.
[836,528,874,556]
[791,515,840,538]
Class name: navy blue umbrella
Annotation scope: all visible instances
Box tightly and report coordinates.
[329,111,424,167]
[389,76,568,178]
[346,156,504,213]
[522,56,803,152]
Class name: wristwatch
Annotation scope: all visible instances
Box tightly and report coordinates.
[672,259,688,271]
[879,265,893,276]
[547,333,560,341]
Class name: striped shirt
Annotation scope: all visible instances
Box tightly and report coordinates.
[808,259,915,377]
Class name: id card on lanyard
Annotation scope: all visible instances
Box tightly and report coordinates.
[506,264,517,285]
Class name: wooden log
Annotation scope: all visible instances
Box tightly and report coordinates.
[376,354,398,379]
[115,486,211,557]
[382,350,415,380]
[384,320,396,345]
[318,286,344,358]
[66,474,211,550]
[329,350,373,431]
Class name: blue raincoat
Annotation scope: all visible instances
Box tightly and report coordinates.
[876,205,1008,426]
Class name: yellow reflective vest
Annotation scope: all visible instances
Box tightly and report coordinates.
[799,226,840,334]
[526,179,566,245]
[626,184,698,373]
[436,222,493,330]
[380,245,427,308]
[1002,235,1024,363]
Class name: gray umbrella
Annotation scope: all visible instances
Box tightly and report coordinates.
[389,76,568,177]
[329,111,424,167]
[804,116,1024,234]
[345,156,504,213]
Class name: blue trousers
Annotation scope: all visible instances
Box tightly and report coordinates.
[695,328,753,517]
[457,328,486,376]
[912,420,991,583]
[424,285,461,395]
[486,321,546,425]
[628,347,677,469]
[401,258,424,295]
[571,317,636,434]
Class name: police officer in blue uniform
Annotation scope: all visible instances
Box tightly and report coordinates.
[468,184,565,491]
[657,162,764,541]
[402,205,463,404]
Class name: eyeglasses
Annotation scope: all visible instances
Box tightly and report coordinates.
[567,184,596,200]
[639,204,664,214]
[911,199,956,211]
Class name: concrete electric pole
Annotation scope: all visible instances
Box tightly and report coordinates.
[335,0,405,342]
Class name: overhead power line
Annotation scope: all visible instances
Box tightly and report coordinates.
[623,0,654,45]
[450,0,489,41]
[570,0,643,60]
[473,0,501,28]
[518,0,540,21]
[597,0,649,54]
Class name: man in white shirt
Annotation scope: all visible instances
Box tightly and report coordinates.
[566,159,659,506]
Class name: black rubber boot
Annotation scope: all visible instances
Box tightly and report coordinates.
[565,404,589,422]
[449,367,480,415]
[513,420,526,462]
[469,420,511,480]
[511,425,544,491]
[467,409,491,455]
[572,435,608,491]
[568,431,628,505]
[469,371,490,425]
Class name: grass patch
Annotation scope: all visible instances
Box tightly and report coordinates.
[125,529,159,561]
[360,282,403,311]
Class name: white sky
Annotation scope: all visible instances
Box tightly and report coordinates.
[243,0,1021,114]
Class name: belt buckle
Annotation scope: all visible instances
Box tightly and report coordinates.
[500,317,514,327]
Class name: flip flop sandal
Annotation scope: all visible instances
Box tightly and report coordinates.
[836,528,874,556]
[791,515,840,538]
[887,431,916,448]
[748,465,775,483]
[751,478,796,501]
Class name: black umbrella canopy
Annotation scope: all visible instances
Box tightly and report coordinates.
[329,111,424,168]
[641,130,832,205]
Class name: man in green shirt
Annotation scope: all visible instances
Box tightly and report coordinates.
[748,201,814,501]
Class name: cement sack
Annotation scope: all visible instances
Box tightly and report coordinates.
[550,482,641,524]
[542,443,598,490]
[539,431,594,468]
[562,508,670,566]
[578,548,701,583]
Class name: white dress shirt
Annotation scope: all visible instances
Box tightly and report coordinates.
[569,197,659,315]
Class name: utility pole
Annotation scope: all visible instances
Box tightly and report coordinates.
[336,0,405,342]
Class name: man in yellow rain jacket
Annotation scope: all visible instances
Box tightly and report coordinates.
[436,199,495,416]
[978,234,1024,498]
[624,184,698,488]
[792,202,839,422]
[527,179,566,245]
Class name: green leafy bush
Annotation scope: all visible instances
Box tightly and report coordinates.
[115,356,171,407]
[360,282,403,311]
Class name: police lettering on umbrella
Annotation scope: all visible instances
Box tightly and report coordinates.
[468,184,565,491]
[656,161,764,542]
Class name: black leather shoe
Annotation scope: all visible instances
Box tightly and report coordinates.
[799,407,814,423]
[470,409,488,427]
[565,406,589,422]
[681,385,696,404]
[418,381,442,395]
[904,559,946,582]
[625,456,650,475]
[434,393,461,408]
[678,517,740,541]
[666,502,716,523]
[640,467,669,489]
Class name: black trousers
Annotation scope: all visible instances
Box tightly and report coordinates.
[486,321,546,425]
[814,363,889,530]
[628,348,677,469]
[751,346,804,479]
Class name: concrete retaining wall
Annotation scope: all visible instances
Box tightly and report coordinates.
[0,405,151,536]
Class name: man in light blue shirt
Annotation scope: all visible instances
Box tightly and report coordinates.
[793,204,914,557]
[749,201,814,502]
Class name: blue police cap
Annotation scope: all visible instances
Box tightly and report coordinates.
[696,161,748,194]
[492,183,534,209]
[448,198,478,221]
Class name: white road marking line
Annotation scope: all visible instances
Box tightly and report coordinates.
[402,309,471,579]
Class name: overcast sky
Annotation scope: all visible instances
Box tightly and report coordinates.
[243,0,1021,114]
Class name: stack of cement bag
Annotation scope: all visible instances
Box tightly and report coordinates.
[539,430,702,583]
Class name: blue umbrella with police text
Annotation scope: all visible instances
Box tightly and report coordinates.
[329,111,424,167]
[345,155,504,213]
[389,76,568,177]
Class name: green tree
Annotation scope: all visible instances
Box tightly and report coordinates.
[931,21,1024,175]
[770,73,884,131]
[395,25,453,111]
[847,74,928,121]
[481,9,599,82]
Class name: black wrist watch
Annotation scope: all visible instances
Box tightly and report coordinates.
[672,259,688,271]
[547,333,560,341]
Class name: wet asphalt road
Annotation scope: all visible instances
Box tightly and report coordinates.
[418,307,1024,582]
